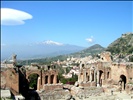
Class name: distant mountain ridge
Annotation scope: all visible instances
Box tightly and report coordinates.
[1,41,85,60]
[16,32,133,64]
[17,44,105,65]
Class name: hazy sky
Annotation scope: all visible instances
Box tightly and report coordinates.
[1,1,133,48]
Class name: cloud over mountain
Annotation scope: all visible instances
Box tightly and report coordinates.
[1,8,33,25]
[36,40,64,46]
[86,36,94,43]
[42,40,64,46]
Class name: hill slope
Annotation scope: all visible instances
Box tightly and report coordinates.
[70,44,105,57]
[106,33,133,55]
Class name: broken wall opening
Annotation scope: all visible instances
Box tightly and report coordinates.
[28,73,39,90]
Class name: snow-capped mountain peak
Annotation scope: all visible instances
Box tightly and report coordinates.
[42,40,63,46]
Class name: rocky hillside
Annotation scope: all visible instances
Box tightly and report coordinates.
[106,33,133,62]
[106,33,133,55]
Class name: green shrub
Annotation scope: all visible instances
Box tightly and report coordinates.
[28,74,38,89]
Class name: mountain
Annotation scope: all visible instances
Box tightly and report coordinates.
[1,40,85,61]
[69,44,105,57]
[16,44,105,65]
[106,33,133,55]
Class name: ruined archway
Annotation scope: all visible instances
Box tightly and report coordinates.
[45,75,48,84]
[120,75,126,90]
[28,73,39,90]
[86,73,89,82]
[91,71,94,81]
[50,75,54,84]
[82,64,85,68]
[99,70,103,86]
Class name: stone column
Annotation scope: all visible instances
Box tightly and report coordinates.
[83,69,86,83]
[80,63,82,70]
[54,75,57,84]
[94,70,96,82]
[37,77,40,90]
[48,75,51,84]
[97,70,100,87]
[89,70,92,82]
[122,81,124,90]
[78,72,81,83]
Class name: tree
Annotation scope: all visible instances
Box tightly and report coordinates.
[129,56,133,62]
[28,74,39,89]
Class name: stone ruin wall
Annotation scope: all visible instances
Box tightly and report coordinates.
[100,51,112,62]
[1,63,62,95]
[77,51,133,92]
[111,63,133,84]
[1,68,19,95]
[26,68,61,91]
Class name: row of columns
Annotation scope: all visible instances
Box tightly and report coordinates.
[89,70,100,87]
[35,74,58,90]
[44,75,58,84]
[78,69,107,87]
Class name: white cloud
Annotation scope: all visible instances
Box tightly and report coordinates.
[86,36,94,43]
[1,8,33,25]
[42,40,64,46]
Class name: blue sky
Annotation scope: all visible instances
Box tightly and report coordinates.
[1,1,133,48]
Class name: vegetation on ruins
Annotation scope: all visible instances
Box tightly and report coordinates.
[28,74,39,89]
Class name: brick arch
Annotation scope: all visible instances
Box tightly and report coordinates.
[98,70,104,86]
[26,70,41,80]
[26,70,42,90]
[120,74,127,90]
